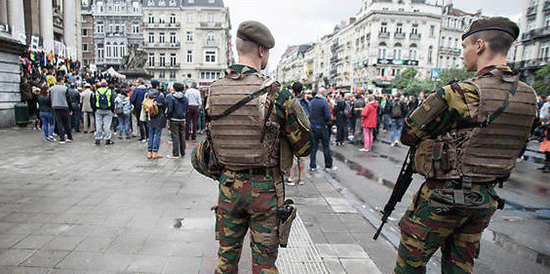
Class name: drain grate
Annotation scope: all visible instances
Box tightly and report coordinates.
[276,213,329,274]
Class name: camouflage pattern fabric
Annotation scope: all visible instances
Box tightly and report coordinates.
[394,179,498,274]
[215,169,280,274]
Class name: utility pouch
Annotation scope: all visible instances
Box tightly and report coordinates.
[277,199,297,248]
[429,188,485,209]
[433,143,451,173]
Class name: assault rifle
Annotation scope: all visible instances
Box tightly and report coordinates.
[373,147,415,240]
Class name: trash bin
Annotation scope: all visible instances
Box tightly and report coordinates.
[14,102,29,126]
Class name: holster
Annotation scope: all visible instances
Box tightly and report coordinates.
[277,199,297,248]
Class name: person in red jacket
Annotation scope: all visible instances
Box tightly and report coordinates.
[360,94,378,152]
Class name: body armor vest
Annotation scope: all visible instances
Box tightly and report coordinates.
[207,70,281,170]
[417,70,537,183]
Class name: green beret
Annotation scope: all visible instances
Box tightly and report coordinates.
[462,17,519,41]
[237,20,275,49]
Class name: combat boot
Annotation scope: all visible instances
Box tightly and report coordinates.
[147,151,153,159]
[153,152,163,159]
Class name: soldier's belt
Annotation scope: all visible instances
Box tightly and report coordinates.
[429,189,485,209]
[232,168,268,176]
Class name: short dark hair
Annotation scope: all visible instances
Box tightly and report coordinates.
[173,82,185,92]
[292,82,303,94]
[469,30,515,56]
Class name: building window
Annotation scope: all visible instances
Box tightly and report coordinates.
[186,31,193,42]
[205,50,216,63]
[113,43,119,57]
[378,42,387,59]
[170,14,176,24]
[132,24,139,34]
[428,46,433,63]
[411,24,418,35]
[186,50,193,63]
[148,53,155,66]
[97,22,104,34]
[170,70,176,79]
[170,32,176,43]
[148,14,154,24]
[187,13,194,22]
[381,22,387,33]
[170,53,177,66]
[208,14,214,23]
[98,43,104,59]
[409,44,417,60]
[82,29,88,36]
[83,44,88,52]
[159,70,165,79]
[159,32,166,44]
[430,25,435,37]
[106,42,112,57]
[148,32,155,43]
[201,71,221,80]
[159,54,166,66]
[394,43,402,60]
[189,0,194,3]
[207,32,215,45]
[396,23,403,34]
[441,36,446,47]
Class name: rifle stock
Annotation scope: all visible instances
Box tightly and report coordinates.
[373,147,415,240]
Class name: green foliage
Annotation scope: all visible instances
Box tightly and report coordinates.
[434,68,476,90]
[392,67,418,90]
[402,79,434,96]
[533,64,550,97]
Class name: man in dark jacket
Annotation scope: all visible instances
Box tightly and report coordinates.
[50,76,73,144]
[68,84,81,132]
[309,87,335,171]
[333,91,348,146]
[165,82,188,159]
[130,78,148,142]
[389,92,408,146]
[145,80,166,159]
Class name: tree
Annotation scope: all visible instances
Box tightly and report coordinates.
[434,68,476,90]
[392,67,418,90]
[403,79,433,96]
[532,63,550,97]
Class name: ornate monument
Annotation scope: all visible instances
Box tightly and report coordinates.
[120,44,152,79]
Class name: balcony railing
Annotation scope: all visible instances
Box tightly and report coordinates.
[410,33,421,40]
[521,26,550,41]
[206,40,216,46]
[439,47,461,56]
[199,22,222,29]
[143,22,181,29]
[394,32,405,39]
[146,62,181,69]
[527,6,537,17]
[143,42,181,49]
[545,1,550,11]
[379,32,390,38]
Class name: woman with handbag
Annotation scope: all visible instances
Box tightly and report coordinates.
[114,88,133,139]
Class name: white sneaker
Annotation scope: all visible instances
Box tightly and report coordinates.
[325,166,338,171]
[359,148,369,152]
[167,155,180,159]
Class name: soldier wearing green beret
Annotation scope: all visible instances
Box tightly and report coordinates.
[393,17,538,274]
[194,20,313,274]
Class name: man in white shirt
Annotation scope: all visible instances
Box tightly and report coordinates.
[184,82,202,140]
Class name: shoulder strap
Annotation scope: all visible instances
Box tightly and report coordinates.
[478,73,519,128]
[209,84,273,121]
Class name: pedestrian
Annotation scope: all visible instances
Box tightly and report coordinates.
[91,80,115,145]
[114,88,133,139]
[80,83,95,133]
[68,83,81,132]
[309,87,336,171]
[165,82,188,159]
[540,95,550,123]
[538,120,550,173]
[35,85,56,141]
[194,20,312,274]
[334,91,349,146]
[380,94,392,132]
[185,82,202,140]
[360,94,377,152]
[287,81,309,186]
[352,93,365,144]
[145,80,166,159]
[49,75,73,144]
[389,92,407,146]
[130,78,149,142]
[393,17,538,274]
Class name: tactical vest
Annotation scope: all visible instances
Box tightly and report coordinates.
[416,70,537,183]
[207,69,281,170]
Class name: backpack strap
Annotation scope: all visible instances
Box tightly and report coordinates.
[477,71,519,128]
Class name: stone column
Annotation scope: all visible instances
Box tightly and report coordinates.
[8,0,26,43]
[0,0,8,26]
[64,0,76,58]
[40,0,54,53]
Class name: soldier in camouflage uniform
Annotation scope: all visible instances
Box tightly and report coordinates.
[194,21,312,274]
[393,17,538,274]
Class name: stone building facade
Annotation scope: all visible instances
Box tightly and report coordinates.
[142,0,232,86]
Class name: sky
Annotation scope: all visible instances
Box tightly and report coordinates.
[222,0,526,72]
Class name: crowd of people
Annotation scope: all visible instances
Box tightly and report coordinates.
[19,59,207,159]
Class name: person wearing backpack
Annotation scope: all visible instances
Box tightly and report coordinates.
[389,92,408,146]
[91,80,116,145]
[130,79,149,142]
[334,91,349,146]
[145,80,166,159]
[165,82,188,159]
[49,75,73,144]
[114,88,133,140]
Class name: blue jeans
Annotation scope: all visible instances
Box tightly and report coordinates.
[310,125,333,169]
[40,111,55,138]
[117,113,130,136]
[383,113,391,131]
[391,118,404,142]
[147,126,163,152]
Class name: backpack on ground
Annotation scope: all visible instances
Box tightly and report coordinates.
[391,100,403,118]
[142,97,159,117]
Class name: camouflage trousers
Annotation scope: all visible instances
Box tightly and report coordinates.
[215,169,280,274]
[394,179,498,274]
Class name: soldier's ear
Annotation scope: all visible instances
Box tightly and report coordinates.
[475,39,486,54]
